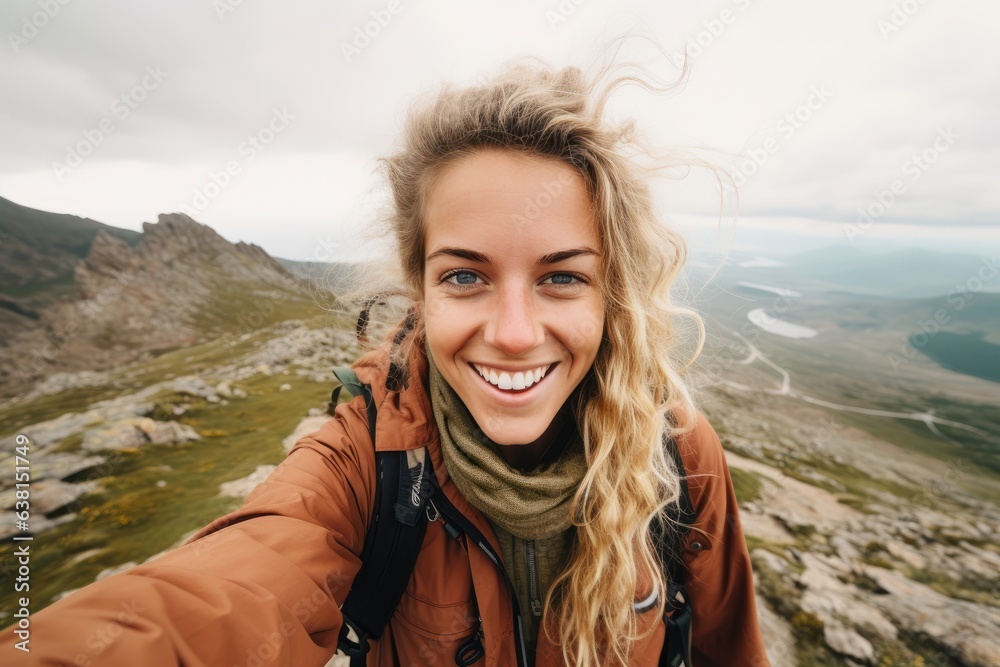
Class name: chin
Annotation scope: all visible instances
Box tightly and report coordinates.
[471,414,548,447]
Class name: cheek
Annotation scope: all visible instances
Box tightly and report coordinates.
[423,301,464,359]
[569,298,605,357]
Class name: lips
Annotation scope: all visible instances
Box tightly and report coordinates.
[469,362,556,392]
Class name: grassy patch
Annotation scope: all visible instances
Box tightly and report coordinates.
[51,432,85,453]
[871,636,928,667]
[744,533,771,555]
[885,630,964,667]
[2,271,77,300]
[907,567,1000,606]
[777,449,917,507]
[187,273,323,340]
[123,330,269,387]
[0,367,332,620]
[787,611,844,667]
[754,552,801,620]
[828,404,1000,488]
[859,541,896,570]
[729,466,764,504]
[836,493,873,513]
[754,552,842,667]
[0,384,124,437]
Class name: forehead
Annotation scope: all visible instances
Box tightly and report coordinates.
[423,149,597,251]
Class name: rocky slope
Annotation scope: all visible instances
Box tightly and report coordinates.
[697,379,1000,667]
[0,195,142,294]
[0,211,312,401]
[0,313,996,665]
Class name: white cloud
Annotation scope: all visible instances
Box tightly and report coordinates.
[1,0,997,259]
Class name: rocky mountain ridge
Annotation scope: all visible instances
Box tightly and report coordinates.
[0,195,142,293]
[0,210,310,401]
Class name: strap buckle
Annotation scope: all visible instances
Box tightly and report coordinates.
[337,615,372,659]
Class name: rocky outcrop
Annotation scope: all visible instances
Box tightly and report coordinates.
[135,214,299,286]
[862,565,1000,666]
[79,417,200,452]
[735,439,1000,667]
[0,212,309,400]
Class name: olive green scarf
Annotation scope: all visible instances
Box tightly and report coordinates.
[424,342,587,540]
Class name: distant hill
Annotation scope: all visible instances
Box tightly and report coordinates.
[276,257,366,293]
[825,291,1000,338]
[0,196,142,303]
[711,244,997,299]
[0,198,318,400]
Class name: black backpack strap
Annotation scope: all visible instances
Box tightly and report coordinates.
[331,367,376,443]
[656,430,696,667]
[331,367,432,666]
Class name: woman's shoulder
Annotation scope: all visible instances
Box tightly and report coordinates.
[668,406,731,509]
[285,392,377,479]
[670,407,725,473]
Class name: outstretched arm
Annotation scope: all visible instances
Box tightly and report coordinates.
[0,397,375,667]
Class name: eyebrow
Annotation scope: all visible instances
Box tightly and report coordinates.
[425,247,599,264]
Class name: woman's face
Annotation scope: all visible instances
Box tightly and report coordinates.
[422,148,605,447]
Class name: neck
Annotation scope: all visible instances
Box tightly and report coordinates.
[487,402,574,472]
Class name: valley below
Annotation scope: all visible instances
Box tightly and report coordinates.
[1,203,997,666]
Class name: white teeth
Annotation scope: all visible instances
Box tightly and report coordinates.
[511,372,526,390]
[474,364,551,392]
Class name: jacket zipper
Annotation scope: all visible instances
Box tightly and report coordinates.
[429,491,530,667]
[523,539,542,617]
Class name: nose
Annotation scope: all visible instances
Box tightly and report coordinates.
[484,283,544,355]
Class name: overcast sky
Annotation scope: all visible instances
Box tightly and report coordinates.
[2,0,998,261]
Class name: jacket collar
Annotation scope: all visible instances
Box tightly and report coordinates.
[351,323,438,454]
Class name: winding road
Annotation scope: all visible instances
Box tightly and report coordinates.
[714,327,988,438]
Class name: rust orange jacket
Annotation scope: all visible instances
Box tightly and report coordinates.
[1,336,769,666]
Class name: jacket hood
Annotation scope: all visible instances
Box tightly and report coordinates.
[350,309,438,453]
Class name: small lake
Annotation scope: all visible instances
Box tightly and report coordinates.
[747,308,819,339]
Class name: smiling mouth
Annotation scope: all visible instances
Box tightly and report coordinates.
[469,362,557,393]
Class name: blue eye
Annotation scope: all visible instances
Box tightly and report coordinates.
[444,270,480,286]
[543,273,588,287]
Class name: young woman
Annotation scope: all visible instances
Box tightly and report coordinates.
[1,51,769,666]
